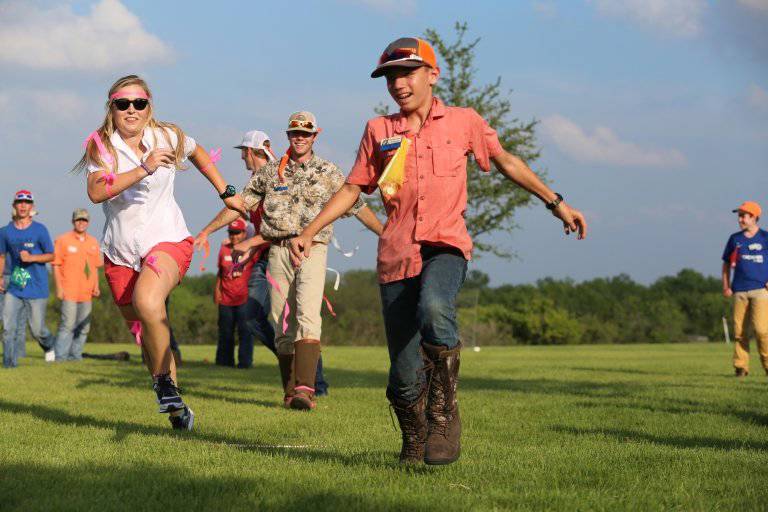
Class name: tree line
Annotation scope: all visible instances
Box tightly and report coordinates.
[43,267,729,347]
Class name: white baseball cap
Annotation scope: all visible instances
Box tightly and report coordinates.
[234,130,276,161]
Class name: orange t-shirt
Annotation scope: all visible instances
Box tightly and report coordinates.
[53,231,103,302]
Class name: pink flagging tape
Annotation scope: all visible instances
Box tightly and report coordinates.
[265,269,290,334]
[84,130,117,197]
[145,255,162,276]
[129,321,142,346]
[208,147,222,164]
[109,90,150,100]
[198,240,211,272]
[295,385,315,394]
[322,295,336,317]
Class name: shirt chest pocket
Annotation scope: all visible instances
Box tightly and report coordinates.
[431,137,468,177]
[263,187,294,214]
[302,181,328,203]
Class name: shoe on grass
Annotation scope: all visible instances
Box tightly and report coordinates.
[735,368,749,377]
[289,389,316,411]
[169,406,194,431]
[44,349,55,363]
[153,374,185,413]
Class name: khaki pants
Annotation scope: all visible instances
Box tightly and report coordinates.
[267,243,328,355]
[732,288,768,371]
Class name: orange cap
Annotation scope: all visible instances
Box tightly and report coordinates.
[733,201,762,217]
[371,37,438,78]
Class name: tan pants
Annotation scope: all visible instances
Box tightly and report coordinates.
[732,288,768,371]
[267,243,328,355]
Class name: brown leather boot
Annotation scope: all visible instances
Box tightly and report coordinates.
[423,341,462,465]
[387,389,427,464]
[291,339,321,410]
[278,354,295,408]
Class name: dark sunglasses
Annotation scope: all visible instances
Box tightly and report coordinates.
[228,230,244,235]
[112,98,149,111]
[288,120,314,130]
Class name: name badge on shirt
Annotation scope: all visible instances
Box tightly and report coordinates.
[68,245,78,253]
[273,185,288,192]
[23,242,34,249]
[224,255,232,262]
[380,136,402,152]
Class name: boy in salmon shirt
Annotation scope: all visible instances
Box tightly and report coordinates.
[215,218,258,368]
[52,208,103,361]
[291,37,587,465]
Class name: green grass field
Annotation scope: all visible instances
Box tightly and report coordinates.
[1,342,767,511]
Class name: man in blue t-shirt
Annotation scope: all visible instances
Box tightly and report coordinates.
[722,200,768,377]
[0,190,55,368]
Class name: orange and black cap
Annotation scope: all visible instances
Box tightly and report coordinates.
[371,37,438,78]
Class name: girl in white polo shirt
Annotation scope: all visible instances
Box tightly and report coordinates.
[74,75,245,430]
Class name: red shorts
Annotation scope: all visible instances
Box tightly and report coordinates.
[104,237,194,307]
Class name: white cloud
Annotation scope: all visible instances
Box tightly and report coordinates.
[0,0,173,71]
[590,0,706,37]
[541,115,687,168]
[737,0,768,13]
[748,84,768,111]
[0,89,88,122]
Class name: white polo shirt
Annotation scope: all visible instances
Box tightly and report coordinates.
[87,127,196,271]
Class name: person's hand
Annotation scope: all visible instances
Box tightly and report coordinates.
[143,149,175,172]
[193,231,209,251]
[552,202,587,240]
[289,234,313,267]
[0,280,5,292]
[19,250,31,263]
[223,194,247,217]
[724,288,734,298]
[92,286,101,298]
[57,289,64,300]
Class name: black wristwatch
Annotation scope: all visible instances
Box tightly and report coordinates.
[545,192,563,210]
[219,184,236,200]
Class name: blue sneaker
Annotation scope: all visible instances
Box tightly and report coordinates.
[169,406,195,431]
[153,374,185,413]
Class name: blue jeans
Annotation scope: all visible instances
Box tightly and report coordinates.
[54,300,92,361]
[217,303,253,368]
[3,294,53,368]
[248,257,328,393]
[1,275,27,358]
[379,246,467,402]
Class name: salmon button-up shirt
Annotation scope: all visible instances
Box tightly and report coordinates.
[346,97,503,284]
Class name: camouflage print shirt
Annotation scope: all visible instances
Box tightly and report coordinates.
[241,154,365,243]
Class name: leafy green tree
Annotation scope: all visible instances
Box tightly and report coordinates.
[375,22,542,258]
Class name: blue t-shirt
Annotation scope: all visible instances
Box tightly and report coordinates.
[722,229,768,292]
[0,221,54,299]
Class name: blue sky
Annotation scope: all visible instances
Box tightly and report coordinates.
[0,0,766,285]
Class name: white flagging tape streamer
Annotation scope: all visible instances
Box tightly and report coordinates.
[326,267,340,291]
[332,236,358,258]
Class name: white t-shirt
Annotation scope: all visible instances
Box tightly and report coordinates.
[87,127,196,271]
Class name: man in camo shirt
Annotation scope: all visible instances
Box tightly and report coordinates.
[241,111,383,410]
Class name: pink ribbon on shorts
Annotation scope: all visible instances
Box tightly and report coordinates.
[129,321,142,346]
[144,255,162,276]
[265,269,290,334]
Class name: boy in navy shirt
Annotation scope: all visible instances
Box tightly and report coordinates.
[0,190,55,368]
[722,201,768,377]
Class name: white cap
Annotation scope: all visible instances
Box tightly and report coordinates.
[234,130,276,161]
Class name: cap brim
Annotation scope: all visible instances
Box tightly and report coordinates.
[371,60,428,78]
[286,128,317,134]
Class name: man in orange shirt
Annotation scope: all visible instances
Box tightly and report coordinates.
[291,37,587,465]
[53,208,102,361]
